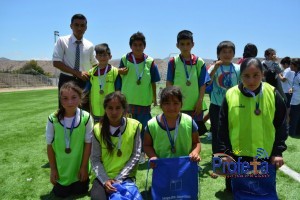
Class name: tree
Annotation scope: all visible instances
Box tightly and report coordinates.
[17,60,46,75]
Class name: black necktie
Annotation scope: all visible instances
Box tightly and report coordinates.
[74,40,81,71]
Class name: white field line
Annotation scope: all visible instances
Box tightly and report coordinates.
[279,165,300,183]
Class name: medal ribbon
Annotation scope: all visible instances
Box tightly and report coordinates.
[182,55,193,82]
[63,110,77,149]
[220,64,234,88]
[131,54,146,82]
[243,84,263,113]
[162,114,180,152]
[97,65,109,91]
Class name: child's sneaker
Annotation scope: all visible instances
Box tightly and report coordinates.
[139,152,146,164]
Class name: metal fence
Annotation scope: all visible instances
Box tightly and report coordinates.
[0,72,54,88]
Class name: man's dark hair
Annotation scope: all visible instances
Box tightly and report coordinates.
[71,14,87,24]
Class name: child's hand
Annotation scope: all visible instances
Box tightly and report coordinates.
[149,157,158,168]
[104,179,117,193]
[189,152,201,162]
[214,60,223,68]
[78,167,89,182]
[271,156,284,168]
[118,67,128,75]
[50,169,59,185]
[289,88,293,94]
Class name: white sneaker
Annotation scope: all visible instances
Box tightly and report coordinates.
[206,132,212,141]
[139,152,146,164]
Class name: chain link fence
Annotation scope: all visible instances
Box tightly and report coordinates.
[0,72,54,88]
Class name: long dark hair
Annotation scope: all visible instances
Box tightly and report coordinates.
[100,91,128,154]
[56,81,83,120]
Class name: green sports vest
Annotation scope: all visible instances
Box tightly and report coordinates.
[49,110,90,186]
[226,83,276,157]
[94,118,141,179]
[173,55,207,111]
[89,66,118,117]
[120,54,153,106]
[147,113,193,158]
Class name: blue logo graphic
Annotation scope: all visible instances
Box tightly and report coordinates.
[256,148,269,159]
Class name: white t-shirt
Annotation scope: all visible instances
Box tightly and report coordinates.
[46,108,94,144]
[291,72,300,105]
[281,67,295,93]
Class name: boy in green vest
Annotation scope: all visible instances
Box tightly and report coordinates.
[166,30,210,136]
[117,32,161,164]
[88,43,126,122]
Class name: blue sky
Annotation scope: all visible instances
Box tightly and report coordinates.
[1,0,299,61]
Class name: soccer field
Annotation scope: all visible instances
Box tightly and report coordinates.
[0,89,299,200]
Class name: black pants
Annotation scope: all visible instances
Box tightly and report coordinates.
[209,104,221,154]
[52,179,89,198]
[58,73,90,112]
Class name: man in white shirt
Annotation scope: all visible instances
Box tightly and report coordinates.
[52,13,98,111]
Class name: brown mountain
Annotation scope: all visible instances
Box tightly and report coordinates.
[0,58,226,80]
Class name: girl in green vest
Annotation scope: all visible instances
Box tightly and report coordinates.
[90,91,142,200]
[144,86,201,166]
[217,58,287,199]
[46,81,94,198]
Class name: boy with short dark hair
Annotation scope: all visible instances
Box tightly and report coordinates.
[166,30,210,136]
[117,31,161,164]
[208,40,240,192]
[88,43,119,122]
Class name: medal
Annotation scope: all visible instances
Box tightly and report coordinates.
[65,148,71,154]
[186,80,191,86]
[254,109,261,115]
[171,147,176,153]
[117,149,122,157]
[244,85,263,117]
[132,54,146,86]
[98,65,109,95]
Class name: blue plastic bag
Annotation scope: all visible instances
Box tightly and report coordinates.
[150,156,199,199]
[108,181,143,200]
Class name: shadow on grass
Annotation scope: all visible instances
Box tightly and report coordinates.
[141,188,152,200]
[40,191,89,200]
[41,162,50,168]
[138,162,150,171]
[199,161,214,178]
[214,189,233,200]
